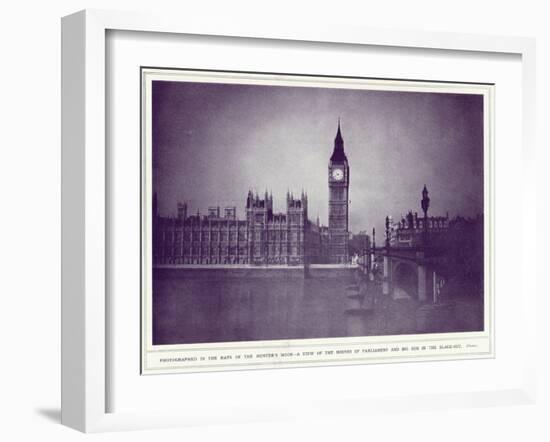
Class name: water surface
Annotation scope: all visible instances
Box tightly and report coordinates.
[152,269,483,345]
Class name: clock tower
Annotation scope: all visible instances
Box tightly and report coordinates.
[328,120,349,263]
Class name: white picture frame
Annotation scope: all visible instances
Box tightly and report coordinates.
[61,9,537,433]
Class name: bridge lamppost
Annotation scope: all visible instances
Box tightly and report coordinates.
[369,227,377,280]
[382,217,392,296]
[421,185,430,246]
[385,216,391,249]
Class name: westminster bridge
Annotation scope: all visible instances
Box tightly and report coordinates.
[359,245,447,304]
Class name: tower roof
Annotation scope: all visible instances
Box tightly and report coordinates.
[330,119,347,162]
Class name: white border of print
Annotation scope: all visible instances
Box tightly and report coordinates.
[140,68,494,375]
[61,9,536,433]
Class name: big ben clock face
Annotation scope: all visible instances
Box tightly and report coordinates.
[332,169,344,181]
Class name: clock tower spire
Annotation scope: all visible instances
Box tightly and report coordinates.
[328,120,350,264]
[330,117,347,162]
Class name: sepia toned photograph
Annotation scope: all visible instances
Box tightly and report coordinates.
[141,69,492,373]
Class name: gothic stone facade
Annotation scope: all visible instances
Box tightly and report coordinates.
[153,192,323,265]
[152,124,349,266]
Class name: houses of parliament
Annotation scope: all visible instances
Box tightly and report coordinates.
[153,122,351,266]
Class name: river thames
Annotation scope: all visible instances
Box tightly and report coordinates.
[152,268,483,345]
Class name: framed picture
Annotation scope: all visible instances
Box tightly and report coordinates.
[61,9,537,432]
[140,68,493,375]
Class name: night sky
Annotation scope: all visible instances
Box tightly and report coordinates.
[152,79,484,235]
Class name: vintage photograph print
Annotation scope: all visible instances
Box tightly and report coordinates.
[141,69,493,374]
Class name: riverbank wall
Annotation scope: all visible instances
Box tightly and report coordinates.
[153,264,358,279]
